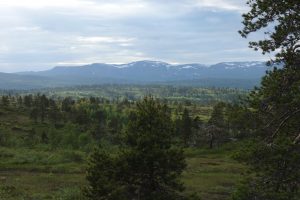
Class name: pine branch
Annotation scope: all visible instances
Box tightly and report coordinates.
[271,108,300,139]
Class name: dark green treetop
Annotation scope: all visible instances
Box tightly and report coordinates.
[85,97,198,200]
[232,1,300,199]
[240,0,300,66]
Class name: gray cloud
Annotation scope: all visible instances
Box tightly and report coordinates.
[0,0,266,72]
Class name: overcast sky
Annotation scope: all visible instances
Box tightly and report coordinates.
[0,0,268,72]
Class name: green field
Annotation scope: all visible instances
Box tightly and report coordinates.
[0,146,244,200]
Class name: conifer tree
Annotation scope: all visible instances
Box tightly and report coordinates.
[181,108,192,147]
[85,97,195,200]
[1,96,9,107]
[207,103,227,148]
[233,1,300,199]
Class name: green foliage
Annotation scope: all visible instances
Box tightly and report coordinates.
[14,84,247,105]
[233,138,300,200]
[124,97,187,199]
[180,108,193,146]
[233,44,300,200]
[0,185,26,200]
[55,187,86,200]
[205,103,228,149]
[1,96,9,107]
[225,104,257,139]
[0,87,249,199]
[85,147,126,200]
[0,147,86,166]
[239,0,300,66]
[0,145,245,200]
[233,1,300,199]
[85,97,196,200]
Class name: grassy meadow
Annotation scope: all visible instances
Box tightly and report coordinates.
[0,146,245,200]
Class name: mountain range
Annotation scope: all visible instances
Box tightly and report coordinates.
[0,61,271,90]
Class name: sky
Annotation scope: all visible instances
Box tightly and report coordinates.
[0,0,268,72]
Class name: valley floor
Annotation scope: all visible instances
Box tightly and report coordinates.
[0,146,244,200]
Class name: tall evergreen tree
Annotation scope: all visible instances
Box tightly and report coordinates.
[48,99,60,124]
[85,97,194,200]
[181,108,192,147]
[207,103,227,149]
[1,96,9,107]
[23,95,33,108]
[39,94,49,122]
[233,1,300,199]
[61,97,74,112]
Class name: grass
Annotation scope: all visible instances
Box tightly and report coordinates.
[0,147,87,173]
[0,171,85,200]
[0,145,245,200]
[0,147,87,200]
[183,146,245,199]
[0,106,245,199]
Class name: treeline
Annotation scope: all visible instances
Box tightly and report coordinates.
[3,84,248,105]
[1,94,129,150]
[0,93,254,151]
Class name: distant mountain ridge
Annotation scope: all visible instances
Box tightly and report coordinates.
[20,60,268,79]
[1,60,271,89]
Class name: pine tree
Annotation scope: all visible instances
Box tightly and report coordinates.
[1,96,9,107]
[85,147,126,200]
[232,1,300,199]
[61,97,74,112]
[48,99,61,124]
[23,95,33,108]
[207,103,227,149]
[181,108,192,147]
[85,97,193,200]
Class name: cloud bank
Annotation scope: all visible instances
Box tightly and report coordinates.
[0,0,265,72]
